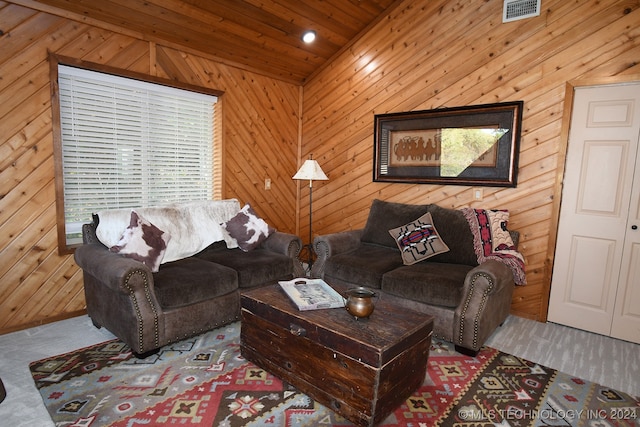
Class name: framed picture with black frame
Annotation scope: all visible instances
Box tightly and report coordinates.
[373,101,523,187]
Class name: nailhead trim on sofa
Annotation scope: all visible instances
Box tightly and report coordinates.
[457,272,493,350]
[122,269,159,354]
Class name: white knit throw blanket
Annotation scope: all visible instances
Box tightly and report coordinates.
[96,199,241,264]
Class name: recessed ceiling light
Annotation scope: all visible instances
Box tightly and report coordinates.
[302,31,316,43]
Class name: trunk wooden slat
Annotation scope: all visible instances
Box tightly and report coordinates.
[240,284,433,427]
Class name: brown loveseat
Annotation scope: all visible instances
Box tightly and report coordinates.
[75,199,303,356]
[312,199,524,356]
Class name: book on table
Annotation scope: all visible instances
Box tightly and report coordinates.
[278,278,345,311]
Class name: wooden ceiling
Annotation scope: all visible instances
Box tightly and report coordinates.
[20,0,402,84]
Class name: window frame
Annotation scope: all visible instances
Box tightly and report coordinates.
[49,54,224,254]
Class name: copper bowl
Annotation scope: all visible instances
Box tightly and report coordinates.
[345,287,377,319]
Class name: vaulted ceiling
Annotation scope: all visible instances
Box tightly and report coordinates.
[22,0,403,84]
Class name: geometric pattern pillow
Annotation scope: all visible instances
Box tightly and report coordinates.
[388,212,450,265]
[109,210,170,272]
[222,204,275,252]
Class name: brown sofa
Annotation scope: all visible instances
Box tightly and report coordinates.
[75,200,303,356]
[312,199,523,356]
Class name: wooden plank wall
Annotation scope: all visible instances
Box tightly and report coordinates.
[0,1,299,333]
[301,0,640,321]
[2,0,639,333]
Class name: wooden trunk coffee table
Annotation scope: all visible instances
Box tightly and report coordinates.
[240,283,433,427]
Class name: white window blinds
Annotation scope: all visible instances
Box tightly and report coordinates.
[58,64,217,245]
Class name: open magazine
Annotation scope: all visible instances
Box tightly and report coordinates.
[279,278,345,311]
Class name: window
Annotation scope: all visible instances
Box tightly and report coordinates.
[52,59,221,252]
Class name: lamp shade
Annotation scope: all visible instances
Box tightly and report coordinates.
[292,159,328,181]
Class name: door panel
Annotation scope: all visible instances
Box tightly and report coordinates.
[561,236,616,334]
[587,100,634,127]
[617,243,640,317]
[578,141,627,215]
[566,237,614,309]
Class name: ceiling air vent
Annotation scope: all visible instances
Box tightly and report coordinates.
[503,0,541,22]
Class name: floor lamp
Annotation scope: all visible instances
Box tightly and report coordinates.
[293,155,328,275]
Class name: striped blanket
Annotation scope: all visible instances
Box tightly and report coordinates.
[462,208,526,285]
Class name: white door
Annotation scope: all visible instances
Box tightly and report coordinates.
[548,82,640,344]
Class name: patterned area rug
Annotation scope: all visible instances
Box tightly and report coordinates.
[29,322,639,426]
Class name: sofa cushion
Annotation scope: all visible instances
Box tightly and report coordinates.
[222,203,275,251]
[360,199,431,248]
[195,241,293,288]
[425,204,478,266]
[109,211,170,272]
[153,257,238,309]
[388,212,450,265]
[324,244,404,289]
[382,262,474,308]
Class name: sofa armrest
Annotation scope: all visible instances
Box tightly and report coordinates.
[260,231,305,277]
[454,260,515,352]
[311,229,363,278]
[261,231,302,257]
[75,242,166,354]
[74,243,155,295]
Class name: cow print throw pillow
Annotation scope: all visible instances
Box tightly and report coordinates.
[223,204,275,251]
[110,210,170,272]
